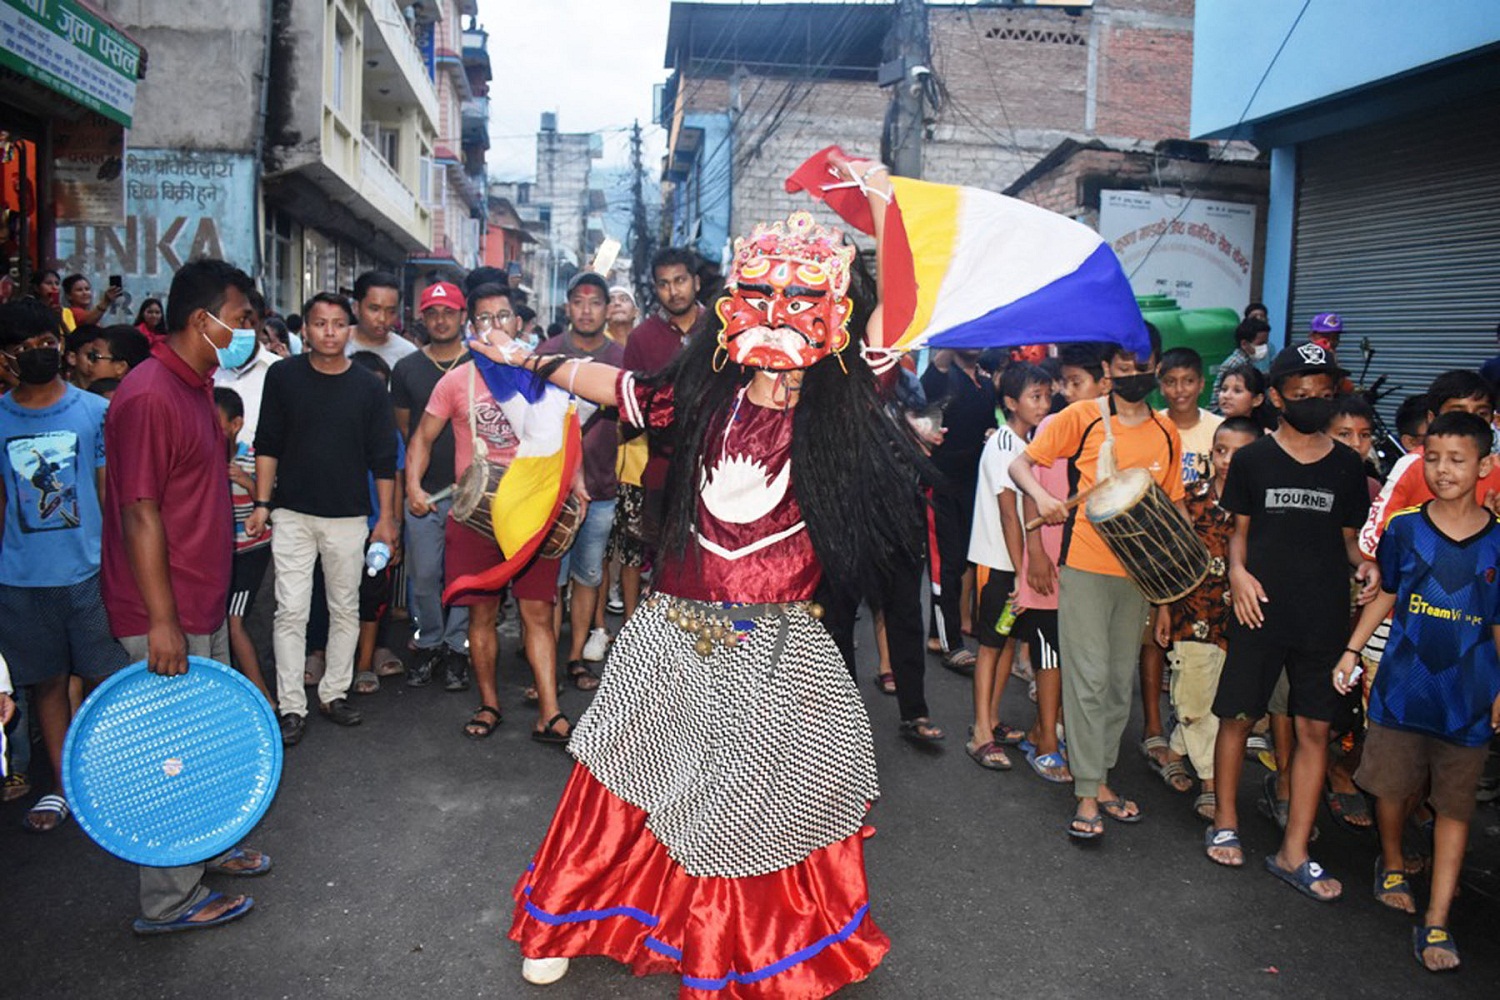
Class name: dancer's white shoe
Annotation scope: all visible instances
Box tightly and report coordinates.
[521,957,571,985]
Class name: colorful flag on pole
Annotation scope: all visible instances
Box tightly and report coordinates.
[785,146,1149,359]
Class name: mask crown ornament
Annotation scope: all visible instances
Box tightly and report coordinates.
[728,210,855,298]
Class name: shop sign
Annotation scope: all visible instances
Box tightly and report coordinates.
[52,115,124,225]
[0,0,142,127]
[55,148,256,319]
[1100,190,1258,311]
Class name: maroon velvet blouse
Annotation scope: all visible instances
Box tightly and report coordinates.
[616,372,820,603]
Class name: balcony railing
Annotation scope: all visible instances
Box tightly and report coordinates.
[368,0,439,125]
[360,136,415,212]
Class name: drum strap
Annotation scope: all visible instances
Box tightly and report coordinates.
[1095,395,1118,480]
[468,362,488,462]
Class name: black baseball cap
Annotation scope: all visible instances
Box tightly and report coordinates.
[566,272,609,300]
[1268,341,1345,386]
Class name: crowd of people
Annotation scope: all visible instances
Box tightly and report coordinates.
[2,239,1498,979]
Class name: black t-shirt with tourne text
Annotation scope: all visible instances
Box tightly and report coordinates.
[1219,435,1370,648]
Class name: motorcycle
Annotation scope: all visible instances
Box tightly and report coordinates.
[1352,336,1405,479]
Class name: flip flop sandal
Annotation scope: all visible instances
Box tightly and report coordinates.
[1159,758,1194,793]
[1139,735,1170,774]
[1098,797,1143,824]
[567,661,601,691]
[132,891,255,936]
[1324,783,1374,834]
[992,722,1026,746]
[1027,748,1072,784]
[1067,812,1104,840]
[353,670,380,695]
[373,650,405,677]
[899,717,945,743]
[940,649,976,674]
[1263,855,1341,902]
[23,793,69,833]
[1193,791,1217,822]
[1373,859,1415,912]
[1412,925,1461,973]
[1204,827,1243,867]
[523,681,564,705]
[463,705,502,740]
[531,712,571,745]
[207,847,273,877]
[1259,772,1320,841]
[873,671,897,695]
[966,740,1012,771]
[2,772,31,803]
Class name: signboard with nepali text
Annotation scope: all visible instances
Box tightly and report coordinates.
[0,0,142,127]
[55,148,257,321]
[1099,190,1257,312]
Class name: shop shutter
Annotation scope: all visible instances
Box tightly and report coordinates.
[1290,98,1500,417]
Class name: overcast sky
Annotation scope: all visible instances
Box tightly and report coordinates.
[476,0,675,180]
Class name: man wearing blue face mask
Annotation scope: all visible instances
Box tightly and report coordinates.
[212,293,280,443]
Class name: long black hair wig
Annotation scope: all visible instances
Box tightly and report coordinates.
[637,256,932,607]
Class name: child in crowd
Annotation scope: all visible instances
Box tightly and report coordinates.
[966,362,1051,770]
[1141,348,1224,775]
[1336,411,1500,973]
[1394,394,1429,455]
[1013,326,1185,840]
[1014,343,1115,784]
[1329,394,1382,498]
[349,351,406,695]
[1153,417,1262,819]
[1206,343,1377,902]
[1217,364,1277,432]
[72,325,149,391]
[214,387,274,702]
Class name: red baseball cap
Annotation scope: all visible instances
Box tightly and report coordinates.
[419,281,465,312]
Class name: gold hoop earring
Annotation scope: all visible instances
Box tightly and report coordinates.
[712,344,729,373]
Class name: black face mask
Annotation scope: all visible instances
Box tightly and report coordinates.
[14,347,62,385]
[1280,396,1336,434]
[1112,373,1158,403]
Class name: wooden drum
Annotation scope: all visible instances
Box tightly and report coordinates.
[452,456,504,539]
[539,494,584,559]
[1085,468,1208,604]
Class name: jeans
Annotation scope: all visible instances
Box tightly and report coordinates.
[558,498,616,588]
[404,499,468,653]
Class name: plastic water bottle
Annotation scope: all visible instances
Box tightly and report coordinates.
[995,600,1018,637]
[365,542,391,577]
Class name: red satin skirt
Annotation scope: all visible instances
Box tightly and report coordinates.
[509,765,890,999]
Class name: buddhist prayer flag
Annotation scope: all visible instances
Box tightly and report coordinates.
[785,146,1150,359]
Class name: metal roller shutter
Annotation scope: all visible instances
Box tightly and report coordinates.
[1290,98,1500,417]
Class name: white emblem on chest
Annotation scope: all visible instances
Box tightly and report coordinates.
[699,452,791,525]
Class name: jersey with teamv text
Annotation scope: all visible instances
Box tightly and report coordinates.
[1371,505,1500,747]
[1219,435,1370,647]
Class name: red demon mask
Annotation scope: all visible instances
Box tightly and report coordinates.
[715,211,855,371]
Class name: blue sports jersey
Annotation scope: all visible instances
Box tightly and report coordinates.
[1370,505,1500,747]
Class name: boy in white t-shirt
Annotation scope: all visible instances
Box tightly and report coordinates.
[966,363,1053,770]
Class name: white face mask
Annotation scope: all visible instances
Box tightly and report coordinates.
[1249,343,1269,361]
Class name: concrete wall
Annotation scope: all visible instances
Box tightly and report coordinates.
[1191,0,1500,138]
[97,0,270,152]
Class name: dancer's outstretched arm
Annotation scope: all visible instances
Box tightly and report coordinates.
[466,334,621,409]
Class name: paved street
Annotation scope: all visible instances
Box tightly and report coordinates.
[4,604,1499,999]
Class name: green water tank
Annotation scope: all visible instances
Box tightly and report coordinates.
[1138,296,1241,410]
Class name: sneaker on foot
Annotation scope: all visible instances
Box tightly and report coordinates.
[521,957,570,985]
[582,627,611,663]
[605,595,626,616]
[406,648,440,688]
[443,651,471,692]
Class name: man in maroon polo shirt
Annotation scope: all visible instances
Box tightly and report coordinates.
[604,247,708,616]
[101,258,271,936]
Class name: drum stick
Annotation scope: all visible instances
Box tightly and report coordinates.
[1024,486,1094,531]
[426,485,454,504]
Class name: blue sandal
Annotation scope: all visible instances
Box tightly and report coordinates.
[1027,747,1071,784]
[1412,925,1460,972]
[206,847,272,877]
[1373,859,1414,911]
[1263,855,1341,902]
[132,891,254,935]
[1204,827,1243,867]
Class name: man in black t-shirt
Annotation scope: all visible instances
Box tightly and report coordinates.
[390,282,472,687]
[1204,343,1377,902]
[248,293,398,745]
[919,350,996,670]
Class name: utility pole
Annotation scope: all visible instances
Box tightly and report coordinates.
[628,119,653,308]
[883,0,929,178]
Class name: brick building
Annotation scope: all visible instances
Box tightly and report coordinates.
[659,0,1205,266]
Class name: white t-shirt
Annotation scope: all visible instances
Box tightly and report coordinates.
[1159,407,1222,486]
[968,424,1026,571]
[213,348,279,443]
[346,330,417,368]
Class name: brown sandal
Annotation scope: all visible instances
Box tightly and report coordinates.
[567,660,601,691]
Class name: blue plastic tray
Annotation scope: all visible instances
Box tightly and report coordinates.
[62,657,282,867]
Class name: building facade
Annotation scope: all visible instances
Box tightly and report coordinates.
[659,0,1197,267]
[1193,2,1500,405]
